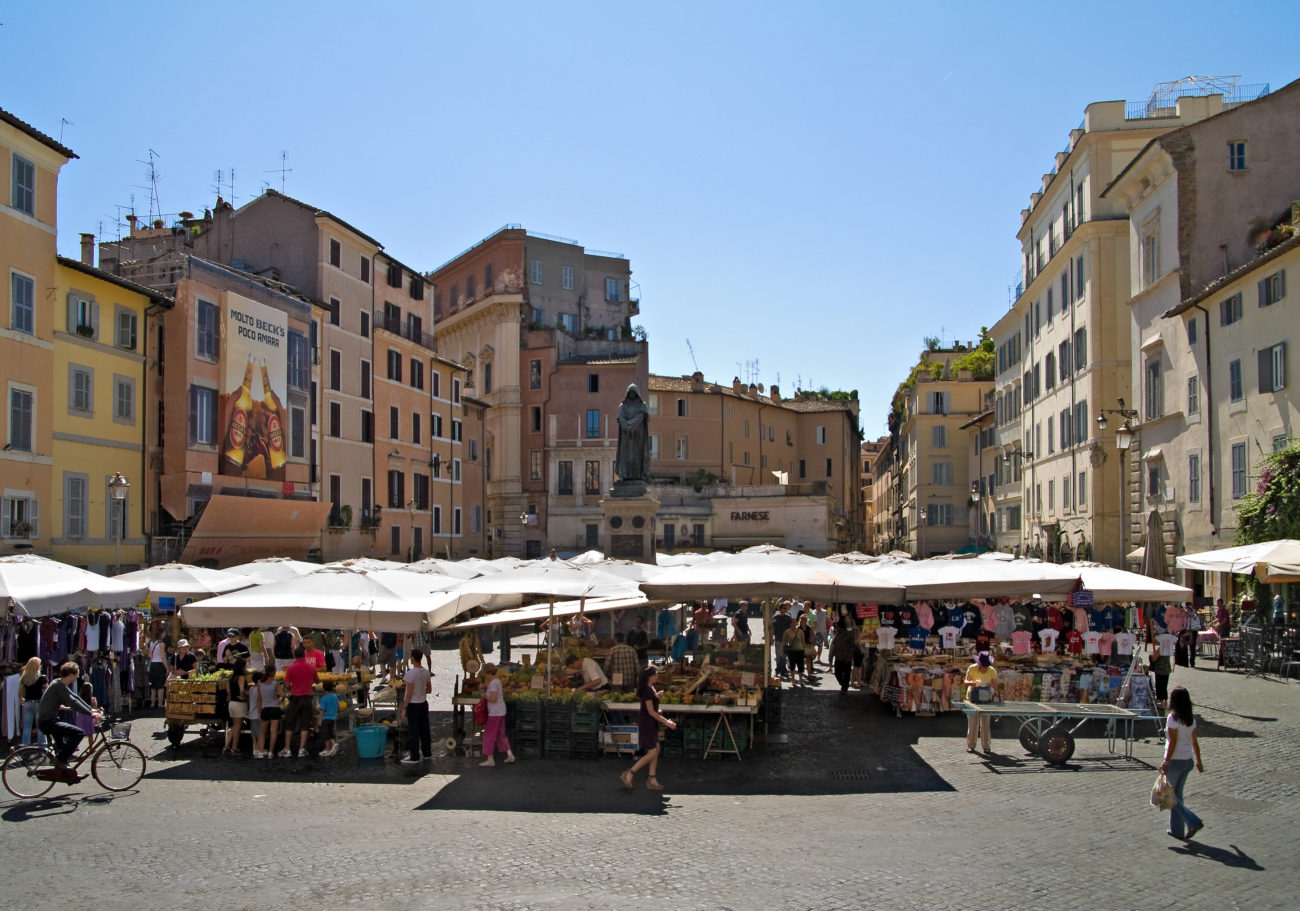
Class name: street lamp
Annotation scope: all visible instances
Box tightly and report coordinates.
[1001,449,1033,554]
[108,472,130,574]
[969,480,982,554]
[1096,399,1140,566]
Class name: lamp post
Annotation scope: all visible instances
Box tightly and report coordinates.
[1096,399,1139,568]
[108,472,130,574]
[406,496,418,562]
[969,481,982,554]
[1002,448,1034,555]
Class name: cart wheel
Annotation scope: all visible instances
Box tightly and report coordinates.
[1039,726,1076,765]
[166,723,186,747]
[1018,718,1048,754]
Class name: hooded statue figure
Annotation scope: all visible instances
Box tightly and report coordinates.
[616,383,651,483]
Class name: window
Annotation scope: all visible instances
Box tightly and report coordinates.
[1228,141,1247,171]
[798,459,806,479]
[1073,401,1088,444]
[928,392,948,414]
[1144,358,1163,420]
[288,331,309,390]
[11,154,36,215]
[412,413,421,445]
[389,406,399,440]
[931,425,946,448]
[196,300,219,359]
[328,296,340,326]
[431,371,441,399]
[1220,292,1242,325]
[410,359,424,390]
[10,271,34,335]
[586,409,600,438]
[926,503,954,526]
[452,378,461,404]
[69,366,93,414]
[432,506,442,535]
[1073,327,1087,372]
[588,373,599,393]
[1259,270,1286,307]
[290,406,305,458]
[605,277,619,301]
[387,262,403,289]
[484,264,493,291]
[1076,255,1085,301]
[64,474,87,539]
[557,460,573,495]
[453,507,462,536]
[113,376,135,423]
[1188,454,1201,503]
[561,265,574,291]
[1231,443,1247,498]
[188,385,217,446]
[1063,476,1072,510]
[328,401,341,438]
[1048,480,1055,511]
[530,259,542,284]
[1058,339,1071,380]
[329,239,341,267]
[434,292,441,319]
[411,276,424,300]
[557,312,578,334]
[451,419,462,442]
[676,438,688,460]
[931,462,953,485]
[1142,229,1160,287]
[531,406,541,432]
[466,273,475,299]
[1147,465,1160,498]
[649,434,659,459]
[450,285,459,310]
[676,398,687,417]
[1046,287,1054,321]
[360,360,371,399]
[1187,316,1197,345]
[817,425,827,444]
[9,386,34,451]
[1045,352,1056,390]
[470,504,482,534]
[1187,377,1199,415]
[1260,343,1287,393]
[360,408,373,443]
[529,359,542,390]
[663,524,675,550]
[360,256,370,284]
[114,307,138,350]
[329,349,341,391]
[1078,471,1086,506]
[2,493,37,538]
[584,460,600,495]
[387,470,406,509]
[529,449,542,481]
[386,349,402,381]
[483,363,491,394]
[693,524,706,547]
[430,413,442,438]
[1229,359,1243,402]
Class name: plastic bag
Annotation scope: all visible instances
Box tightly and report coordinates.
[473,696,488,726]
[1150,772,1176,810]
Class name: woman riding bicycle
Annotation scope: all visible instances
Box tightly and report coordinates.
[38,662,103,773]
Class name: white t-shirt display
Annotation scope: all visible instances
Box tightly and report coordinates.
[876,627,898,650]
[937,626,961,648]
[1081,631,1102,655]
[1037,628,1060,651]
[1156,633,1178,656]
[1114,632,1137,656]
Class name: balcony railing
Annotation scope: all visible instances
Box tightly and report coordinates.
[374,311,435,351]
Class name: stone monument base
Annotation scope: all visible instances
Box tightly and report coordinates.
[600,492,659,561]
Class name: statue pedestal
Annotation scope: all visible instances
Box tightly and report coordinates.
[600,492,659,561]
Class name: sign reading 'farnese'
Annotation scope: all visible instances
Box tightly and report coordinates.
[730,511,769,521]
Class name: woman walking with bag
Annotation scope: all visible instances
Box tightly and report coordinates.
[621,666,677,791]
[478,663,515,767]
[1162,686,1205,840]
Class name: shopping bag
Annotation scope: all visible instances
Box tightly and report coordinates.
[1150,772,1176,810]
[473,697,488,726]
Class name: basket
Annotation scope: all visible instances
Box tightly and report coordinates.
[353,724,389,759]
[111,723,132,740]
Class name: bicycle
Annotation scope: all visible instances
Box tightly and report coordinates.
[3,720,146,799]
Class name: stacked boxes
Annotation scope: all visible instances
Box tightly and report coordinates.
[544,702,572,757]
[571,708,600,758]
[509,700,543,759]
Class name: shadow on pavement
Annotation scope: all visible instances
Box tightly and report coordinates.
[1,788,138,822]
[1168,841,1264,870]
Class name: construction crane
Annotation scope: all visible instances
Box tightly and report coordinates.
[686,339,700,373]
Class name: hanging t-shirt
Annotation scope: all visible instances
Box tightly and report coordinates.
[1029,603,1048,633]
[937,625,961,648]
[1087,607,1105,631]
[1010,630,1033,655]
[1156,633,1178,656]
[1150,605,1167,630]
[878,608,898,629]
[1073,608,1091,633]
[977,603,998,631]
[906,627,928,651]
[975,629,995,653]
[1046,606,1065,631]
[1081,631,1103,654]
[896,606,918,629]
[1038,628,1060,652]
[1165,608,1187,633]
[1098,605,1123,631]
[994,604,1015,640]
[914,604,935,631]
[959,604,982,638]
[1065,631,1084,654]
[1098,631,1116,656]
[946,607,966,631]
[111,618,125,652]
[876,627,898,650]
[1011,604,1033,632]
[1114,632,1137,655]
[85,616,101,652]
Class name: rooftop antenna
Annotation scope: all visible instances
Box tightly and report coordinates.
[59,118,73,143]
[686,339,700,373]
[138,149,162,224]
[265,150,292,193]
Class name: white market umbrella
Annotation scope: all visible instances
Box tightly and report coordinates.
[224,557,320,586]
[114,562,254,600]
[0,554,149,617]
[407,557,483,580]
[448,595,650,629]
[183,566,481,632]
[1061,562,1192,602]
[568,549,607,565]
[870,558,1081,599]
[324,557,409,572]
[1176,539,1300,582]
[640,551,904,603]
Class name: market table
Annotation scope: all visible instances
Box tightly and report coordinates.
[602,701,759,760]
[955,700,1157,766]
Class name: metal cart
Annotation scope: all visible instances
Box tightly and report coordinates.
[957,699,1157,765]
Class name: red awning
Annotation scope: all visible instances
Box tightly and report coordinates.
[180,494,331,567]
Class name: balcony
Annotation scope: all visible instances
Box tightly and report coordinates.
[374,311,435,351]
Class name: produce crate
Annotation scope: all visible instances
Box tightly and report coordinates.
[509,700,542,720]
[662,744,684,759]
[571,710,599,733]
[516,742,542,759]
[572,732,600,757]
[544,735,572,757]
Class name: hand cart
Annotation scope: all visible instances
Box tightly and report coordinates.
[957,700,1156,765]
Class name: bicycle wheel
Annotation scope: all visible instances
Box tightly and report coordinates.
[3,746,57,798]
[92,741,146,791]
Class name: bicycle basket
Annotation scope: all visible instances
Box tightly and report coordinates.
[111,723,132,740]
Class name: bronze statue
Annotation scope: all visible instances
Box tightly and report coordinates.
[615,383,650,486]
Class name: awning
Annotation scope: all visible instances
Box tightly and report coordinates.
[180,494,331,567]
[1142,448,1163,462]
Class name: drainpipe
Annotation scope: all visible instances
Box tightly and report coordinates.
[1192,302,1217,535]
[144,297,170,565]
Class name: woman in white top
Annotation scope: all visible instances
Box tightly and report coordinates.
[1161,686,1205,840]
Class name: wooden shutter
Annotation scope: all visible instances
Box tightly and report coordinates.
[1259,348,1273,393]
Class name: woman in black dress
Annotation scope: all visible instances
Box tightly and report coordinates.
[621,667,677,791]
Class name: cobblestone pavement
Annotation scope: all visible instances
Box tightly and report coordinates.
[5,644,1298,911]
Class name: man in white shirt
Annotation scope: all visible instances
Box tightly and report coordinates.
[570,656,608,692]
[400,648,433,763]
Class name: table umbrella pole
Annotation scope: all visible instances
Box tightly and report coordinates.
[545,596,555,699]
[763,598,771,742]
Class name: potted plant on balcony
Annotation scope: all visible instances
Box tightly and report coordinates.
[10,519,32,538]
[360,504,382,532]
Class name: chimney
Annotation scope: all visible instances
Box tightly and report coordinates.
[126,213,138,235]
[79,233,95,266]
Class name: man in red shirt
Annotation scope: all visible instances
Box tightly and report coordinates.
[301,635,326,671]
[280,646,318,758]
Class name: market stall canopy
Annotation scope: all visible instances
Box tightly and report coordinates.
[640,551,905,603]
[447,595,651,629]
[178,494,332,566]
[182,566,484,632]
[113,562,254,601]
[0,554,149,617]
[870,558,1080,599]
[407,557,483,579]
[1176,539,1300,582]
[440,558,646,613]
[1060,562,1192,602]
[224,557,321,586]
[653,551,716,567]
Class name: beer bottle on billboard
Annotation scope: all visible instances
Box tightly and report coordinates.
[259,358,287,471]
[223,355,255,468]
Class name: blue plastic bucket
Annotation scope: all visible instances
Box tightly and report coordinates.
[353,725,388,759]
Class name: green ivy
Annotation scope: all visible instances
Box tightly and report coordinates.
[1235,441,1300,543]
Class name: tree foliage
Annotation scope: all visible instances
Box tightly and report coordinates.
[1235,441,1300,543]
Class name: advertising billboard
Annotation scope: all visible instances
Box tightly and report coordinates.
[219,292,288,480]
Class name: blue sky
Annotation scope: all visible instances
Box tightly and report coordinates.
[5,2,1298,436]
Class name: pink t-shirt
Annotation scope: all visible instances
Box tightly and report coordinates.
[1098,632,1116,656]
[1011,631,1033,655]
[1165,609,1187,633]
[914,604,934,631]
[978,603,998,631]
[284,659,317,696]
